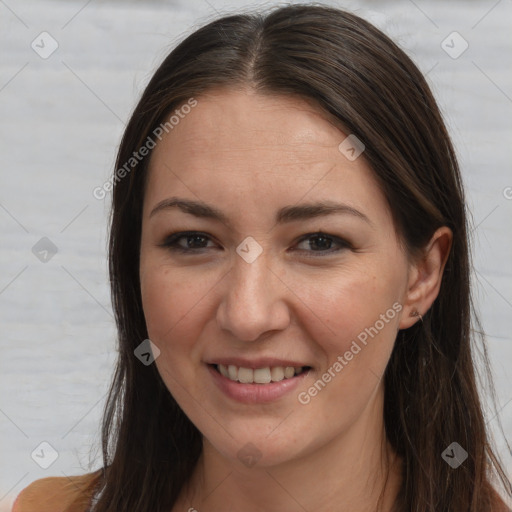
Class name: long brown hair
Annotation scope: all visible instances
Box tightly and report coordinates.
[81,5,511,511]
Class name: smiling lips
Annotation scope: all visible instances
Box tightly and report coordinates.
[208,361,311,403]
[216,364,307,384]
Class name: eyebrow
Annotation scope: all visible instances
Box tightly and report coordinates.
[149,197,373,226]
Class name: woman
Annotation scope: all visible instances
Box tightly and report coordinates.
[13,4,511,511]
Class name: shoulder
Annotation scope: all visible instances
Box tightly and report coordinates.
[491,490,512,512]
[12,470,102,512]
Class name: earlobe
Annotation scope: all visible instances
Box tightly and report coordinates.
[399,226,453,329]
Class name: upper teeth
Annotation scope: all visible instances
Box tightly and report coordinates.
[217,364,305,384]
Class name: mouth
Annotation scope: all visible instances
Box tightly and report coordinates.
[210,363,311,384]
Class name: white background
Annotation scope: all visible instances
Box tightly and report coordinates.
[1,0,511,509]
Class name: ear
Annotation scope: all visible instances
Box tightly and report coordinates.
[399,226,453,329]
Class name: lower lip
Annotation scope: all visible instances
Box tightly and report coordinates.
[207,364,310,404]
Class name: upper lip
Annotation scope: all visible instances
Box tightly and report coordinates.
[206,357,312,369]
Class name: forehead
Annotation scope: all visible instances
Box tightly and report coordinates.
[153,90,342,166]
[144,88,390,228]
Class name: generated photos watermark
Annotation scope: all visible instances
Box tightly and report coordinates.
[441,442,468,469]
[134,338,161,366]
[298,302,403,405]
[338,134,365,161]
[93,97,198,200]
[31,441,59,469]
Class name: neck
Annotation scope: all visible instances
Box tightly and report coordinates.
[175,387,402,512]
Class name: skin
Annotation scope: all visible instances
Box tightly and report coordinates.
[139,88,452,512]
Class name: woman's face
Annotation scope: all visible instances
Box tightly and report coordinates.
[140,89,413,467]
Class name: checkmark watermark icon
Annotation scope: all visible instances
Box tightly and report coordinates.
[441,442,468,468]
[31,31,59,59]
[441,31,469,59]
[338,134,365,161]
[32,236,58,263]
[237,442,262,468]
[31,441,59,469]
[134,339,161,366]
[236,236,263,264]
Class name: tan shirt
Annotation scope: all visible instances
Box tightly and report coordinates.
[12,471,101,512]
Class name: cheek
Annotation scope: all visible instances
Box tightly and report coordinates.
[140,264,216,406]
[291,267,403,428]
[291,262,402,357]
[140,264,211,353]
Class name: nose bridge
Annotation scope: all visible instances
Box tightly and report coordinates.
[216,253,289,342]
[232,255,269,305]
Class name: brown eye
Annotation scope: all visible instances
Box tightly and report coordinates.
[294,232,351,255]
[160,231,219,253]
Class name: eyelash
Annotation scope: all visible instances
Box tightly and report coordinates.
[159,231,351,256]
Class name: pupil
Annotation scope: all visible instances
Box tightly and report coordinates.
[311,235,331,251]
[188,235,206,248]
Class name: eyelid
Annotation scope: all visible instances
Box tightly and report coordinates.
[159,231,220,251]
[292,232,352,254]
[160,230,351,256]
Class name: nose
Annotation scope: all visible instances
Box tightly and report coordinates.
[216,254,291,343]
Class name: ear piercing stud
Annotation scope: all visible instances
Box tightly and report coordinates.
[410,309,423,322]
